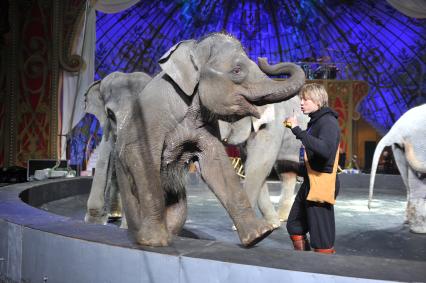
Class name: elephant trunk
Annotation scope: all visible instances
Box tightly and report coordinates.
[404,140,426,173]
[245,58,306,106]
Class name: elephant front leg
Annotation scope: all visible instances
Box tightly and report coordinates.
[115,145,171,246]
[244,129,282,227]
[85,138,113,225]
[257,183,281,228]
[197,138,275,247]
[277,171,297,222]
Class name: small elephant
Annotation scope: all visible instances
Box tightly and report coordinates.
[110,32,306,247]
[220,95,308,228]
[369,104,426,233]
[84,71,152,228]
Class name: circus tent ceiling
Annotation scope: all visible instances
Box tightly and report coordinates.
[93,0,426,135]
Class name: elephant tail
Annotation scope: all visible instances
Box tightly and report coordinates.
[368,134,392,209]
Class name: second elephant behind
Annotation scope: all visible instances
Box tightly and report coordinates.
[84,71,152,227]
[220,95,308,227]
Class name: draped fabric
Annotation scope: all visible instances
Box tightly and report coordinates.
[387,0,426,19]
[60,0,140,159]
[61,2,96,160]
[95,0,141,14]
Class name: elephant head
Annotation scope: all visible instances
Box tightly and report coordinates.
[84,71,152,140]
[159,32,305,121]
[369,104,426,233]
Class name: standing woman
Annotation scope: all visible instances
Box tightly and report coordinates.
[284,83,340,254]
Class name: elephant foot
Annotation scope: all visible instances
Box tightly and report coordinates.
[407,198,426,234]
[263,213,281,228]
[236,218,276,247]
[84,210,108,225]
[135,222,172,247]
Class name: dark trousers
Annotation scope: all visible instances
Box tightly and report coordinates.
[286,179,339,249]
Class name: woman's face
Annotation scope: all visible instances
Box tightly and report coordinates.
[300,96,319,114]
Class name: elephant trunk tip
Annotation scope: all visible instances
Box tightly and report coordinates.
[249,59,306,105]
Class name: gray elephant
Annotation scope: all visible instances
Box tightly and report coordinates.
[84,71,152,228]
[110,32,306,247]
[369,104,426,233]
[220,95,308,228]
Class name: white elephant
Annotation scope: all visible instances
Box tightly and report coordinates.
[84,71,152,228]
[220,95,309,227]
[369,104,426,233]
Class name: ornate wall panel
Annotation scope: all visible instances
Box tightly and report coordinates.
[15,0,53,166]
[308,79,369,164]
[0,45,6,167]
[0,14,8,167]
[95,0,425,134]
[0,0,85,167]
[0,0,8,166]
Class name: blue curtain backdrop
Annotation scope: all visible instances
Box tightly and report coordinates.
[69,0,426,166]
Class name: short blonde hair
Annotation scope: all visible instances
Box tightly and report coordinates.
[299,83,328,108]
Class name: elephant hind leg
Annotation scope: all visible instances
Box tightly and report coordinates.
[108,168,123,219]
[161,163,189,235]
[277,172,297,222]
[407,197,426,233]
[109,191,127,229]
[406,168,426,233]
[165,194,188,235]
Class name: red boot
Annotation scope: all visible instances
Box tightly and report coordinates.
[313,248,336,254]
[290,235,311,251]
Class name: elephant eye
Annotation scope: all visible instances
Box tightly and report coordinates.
[106,108,116,123]
[230,63,245,83]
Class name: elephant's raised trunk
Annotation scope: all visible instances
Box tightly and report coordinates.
[246,58,306,106]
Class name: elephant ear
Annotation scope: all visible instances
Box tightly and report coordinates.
[84,80,107,127]
[219,117,252,145]
[252,104,275,132]
[159,40,199,96]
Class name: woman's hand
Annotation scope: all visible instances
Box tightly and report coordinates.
[283,115,298,129]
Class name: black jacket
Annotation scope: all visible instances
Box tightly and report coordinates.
[291,107,340,173]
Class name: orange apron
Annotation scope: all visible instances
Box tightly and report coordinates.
[305,149,339,205]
